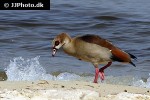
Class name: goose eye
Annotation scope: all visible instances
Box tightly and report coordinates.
[55,41,59,46]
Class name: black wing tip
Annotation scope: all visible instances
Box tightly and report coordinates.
[128,53,137,60]
[130,61,136,67]
[111,55,124,62]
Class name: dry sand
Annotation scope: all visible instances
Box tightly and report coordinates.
[0,80,149,100]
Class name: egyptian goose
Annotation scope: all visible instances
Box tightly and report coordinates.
[52,33,136,83]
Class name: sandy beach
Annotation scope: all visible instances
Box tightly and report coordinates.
[0,80,149,100]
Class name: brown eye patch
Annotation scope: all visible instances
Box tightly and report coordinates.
[55,41,59,46]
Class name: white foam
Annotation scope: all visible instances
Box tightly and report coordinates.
[107,92,150,100]
[0,89,150,100]
[5,57,54,81]
[105,75,150,88]
[56,72,81,81]
[133,73,150,88]
[0,89,100,100]
[5,57,81,81]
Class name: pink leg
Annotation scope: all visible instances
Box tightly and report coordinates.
[99,62,112,81]
[93,68,99,83]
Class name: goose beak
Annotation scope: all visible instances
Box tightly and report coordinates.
[52,47,57,57]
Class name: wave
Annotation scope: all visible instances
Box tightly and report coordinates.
[93,15,120,21]
[5,56,54,81]
[5,57,150,88]
[5,57,81,81]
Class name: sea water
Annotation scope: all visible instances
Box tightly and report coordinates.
[0,0,150,88]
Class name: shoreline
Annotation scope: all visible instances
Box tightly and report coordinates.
[0,80,149,100]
